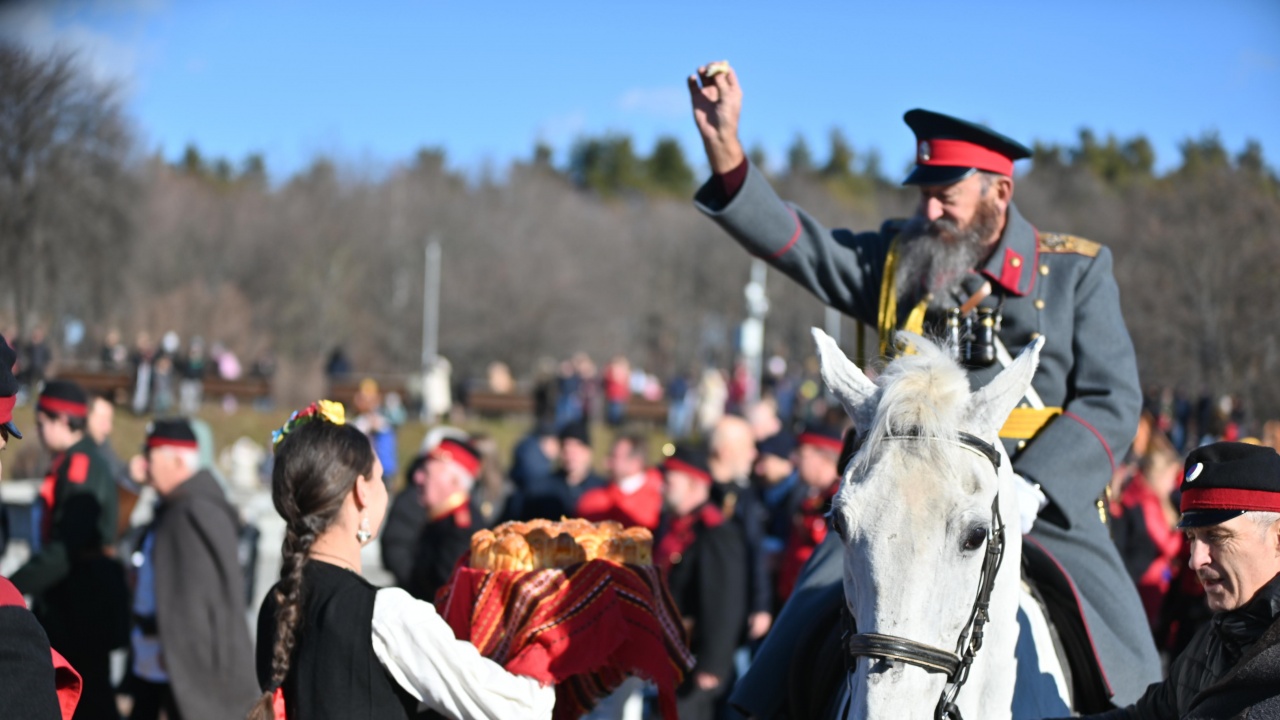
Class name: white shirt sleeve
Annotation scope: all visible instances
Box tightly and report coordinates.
[371,587,556,720]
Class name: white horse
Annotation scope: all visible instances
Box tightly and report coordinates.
[814,329,1074,720]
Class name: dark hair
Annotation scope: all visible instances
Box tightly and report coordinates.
[247,420,374,720]
[613,431,648,461]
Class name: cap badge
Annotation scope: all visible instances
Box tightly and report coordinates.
[919,140,931,162]
[1185,462,1204,483]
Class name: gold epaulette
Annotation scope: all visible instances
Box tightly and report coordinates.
[1038,232,1101,258]
[999,407,1063,440]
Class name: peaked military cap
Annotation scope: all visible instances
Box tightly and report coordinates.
[558,419,591,446]
[428,437,482,477]
[757,431,796,460]
[37,380,88,419]
[663,443,712,485]
[145,418,199,451]
[797,423,844,453]
[1177,441,1280,529]
[0,334,21,439]
[902,109,1032,186]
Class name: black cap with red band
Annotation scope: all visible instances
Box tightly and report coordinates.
[37,380,88,420]
[798,424,844,454]
[1177,441,1280,529]
[663,444,712,485]
[0,334,21,440]
[902,109,1032,187]
[146,419,199,451]
[427,438,482,477]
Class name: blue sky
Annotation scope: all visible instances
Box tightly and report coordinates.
[3,0,1278,181]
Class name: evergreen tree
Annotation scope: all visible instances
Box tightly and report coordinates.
[647,136,694,196]
[787,134,813,177]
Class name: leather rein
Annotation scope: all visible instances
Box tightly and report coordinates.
[840,430,1007,720]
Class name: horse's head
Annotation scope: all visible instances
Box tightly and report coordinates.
[813,329,1042,719]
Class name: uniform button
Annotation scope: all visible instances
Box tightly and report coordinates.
[1029,332,1041,340]
[1010,257,1022,268]
[1034,299,1046,310]
[1017,440,1027,450]
[1039,265,1050,276]
[670,552,682,565]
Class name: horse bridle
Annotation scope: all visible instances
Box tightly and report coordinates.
[840,430,1006,720]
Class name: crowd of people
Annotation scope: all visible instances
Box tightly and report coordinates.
[2,60,1277,720]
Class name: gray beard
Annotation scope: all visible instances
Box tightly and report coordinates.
[894,200,1002,309]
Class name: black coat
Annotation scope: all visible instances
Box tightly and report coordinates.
[381,488,426,589]
[665,507,749,683]
[149,471,260,720]
[406,504,473,603]
[1085,573,1280,719]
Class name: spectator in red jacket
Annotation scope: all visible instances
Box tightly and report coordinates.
[577,431,662,530]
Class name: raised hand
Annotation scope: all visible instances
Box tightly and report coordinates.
[687,61,745,174]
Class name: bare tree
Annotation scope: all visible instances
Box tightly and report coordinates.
[0,42,136,336]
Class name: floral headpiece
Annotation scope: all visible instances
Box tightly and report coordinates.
[272,399,346,449]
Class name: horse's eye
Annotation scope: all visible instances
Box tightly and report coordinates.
[828,511,848,541]
[962,526,988,552]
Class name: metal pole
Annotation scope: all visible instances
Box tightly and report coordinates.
[422,235,441,374]
[742,259,769,405]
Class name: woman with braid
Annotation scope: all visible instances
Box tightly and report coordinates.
[248,401,554,720]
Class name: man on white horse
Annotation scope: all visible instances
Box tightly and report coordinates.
[686,62,1161,715]
[1071,442,1280,718]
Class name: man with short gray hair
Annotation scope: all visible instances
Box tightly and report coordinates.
[127,419,258,720]
[1072,442,1280,718]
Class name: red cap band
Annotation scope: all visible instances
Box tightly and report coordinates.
[1181,487,1280,514]
[146,437,199,451]
[917,138,1014,177]
[0,395,15,425]
[663,458,712,485]
[798,432,844,453]
[38,397,87,418]
[429,439,481,477]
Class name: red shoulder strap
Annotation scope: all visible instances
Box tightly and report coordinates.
[67,454,90,484]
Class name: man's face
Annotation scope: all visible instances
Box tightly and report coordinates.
[87,398,113,444]
[896,174,1010,301]
[795,445,839,491]
[1186,513,1280,612]
[562,438,594,476]
[606,439,644,479]
[915,173,991,231]
[418,457,457,512]
[753,453,794,485]
[36,412,76,452]
[663,470,704,515]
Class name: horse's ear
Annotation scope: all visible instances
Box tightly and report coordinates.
[968,336,1045,434]
[812,328,876,419]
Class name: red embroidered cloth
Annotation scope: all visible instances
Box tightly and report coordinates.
[436,558,693,720]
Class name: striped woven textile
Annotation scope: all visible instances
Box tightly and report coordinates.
[436,558,694,720]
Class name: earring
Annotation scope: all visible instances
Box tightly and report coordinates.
[356,514,372,545]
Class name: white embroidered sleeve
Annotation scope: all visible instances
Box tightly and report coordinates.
[371,587,555,719]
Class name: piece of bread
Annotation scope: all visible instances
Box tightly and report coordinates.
[525,528,558,570]
[491,533,533,572]
[705,61,730,77]
[575,530,608,562]
[470,529,496,570]
[552,532,586,568]
[620,527,653,565]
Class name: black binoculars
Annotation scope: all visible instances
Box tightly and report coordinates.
[946,307,1001,368]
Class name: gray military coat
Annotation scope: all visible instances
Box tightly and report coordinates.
[696,164,1161,713]
[149,471,260,720]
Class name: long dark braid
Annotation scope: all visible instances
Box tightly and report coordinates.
[246,420,374,720]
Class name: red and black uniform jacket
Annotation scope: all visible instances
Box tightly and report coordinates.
[776,480,839,604]
[658,502,748,684]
